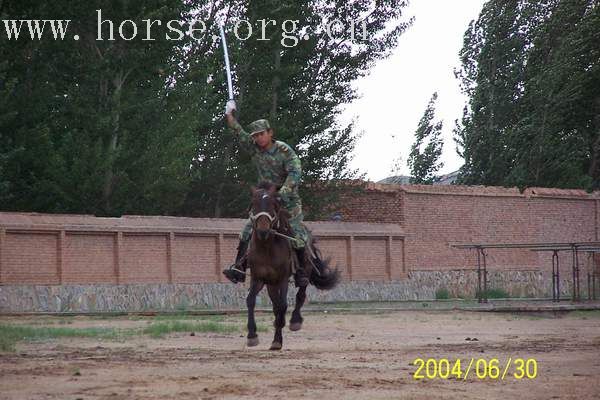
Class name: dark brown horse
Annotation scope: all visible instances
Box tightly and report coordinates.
[245,182,340,350]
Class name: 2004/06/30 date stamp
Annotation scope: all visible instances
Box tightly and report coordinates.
[412,358,538,380]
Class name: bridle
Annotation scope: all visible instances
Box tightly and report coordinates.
[249,191,300,245]
[249,192,279,230]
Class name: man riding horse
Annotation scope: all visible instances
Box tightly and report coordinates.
[222,100,310,288]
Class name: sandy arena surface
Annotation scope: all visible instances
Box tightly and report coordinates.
[1,309,600,399]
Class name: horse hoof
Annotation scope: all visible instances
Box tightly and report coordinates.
[289,322,302,331]
[269,341,282,351]
[247,337,259,347]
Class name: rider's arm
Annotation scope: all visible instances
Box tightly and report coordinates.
[227,114,256,154]
[279,144,302,199]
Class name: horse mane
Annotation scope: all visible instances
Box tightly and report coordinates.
[256,181,276,191]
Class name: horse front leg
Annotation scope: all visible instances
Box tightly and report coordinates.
[290,285,307,331]
[246,279,264,347]
[267,281,288,350]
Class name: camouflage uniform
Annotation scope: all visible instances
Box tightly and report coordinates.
[231,119,308,249]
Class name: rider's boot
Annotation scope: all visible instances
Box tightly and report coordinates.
[222,240,248,284]
[294,247,310,287]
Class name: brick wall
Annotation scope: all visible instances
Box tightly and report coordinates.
[0,214,405,285]
[3,232,59,285]
[63,233,115,284]
[337,185,403,224]
[337,183,599,272]
[1,183,597,288]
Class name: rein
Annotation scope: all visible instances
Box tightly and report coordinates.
[269,229,296,242]
[249,198,321,277]
[269,229,321,276]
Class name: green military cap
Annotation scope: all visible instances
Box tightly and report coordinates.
[247,119,271,136]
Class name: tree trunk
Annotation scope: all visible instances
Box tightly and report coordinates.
[102,70,124,214]
[270,46,281,120]
[587,97,600,187]
[486,56,497,185]
[535,103,549,184]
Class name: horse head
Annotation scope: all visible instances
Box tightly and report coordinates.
[250,182,281,241]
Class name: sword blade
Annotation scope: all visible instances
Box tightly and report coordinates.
[218,24,234,100]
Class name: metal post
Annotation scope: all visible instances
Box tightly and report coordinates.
[552,250,559,302]
[482,248,488,303]
[588,271,592,301]
[593,267,597,300]
[592,266,598,300]
[476,248,482,303]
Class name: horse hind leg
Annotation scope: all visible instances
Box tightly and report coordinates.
[267,282,288,350]
[290,285,306,331]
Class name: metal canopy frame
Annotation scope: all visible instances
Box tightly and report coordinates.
[450,242,600,303]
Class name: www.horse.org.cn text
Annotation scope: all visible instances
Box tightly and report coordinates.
[2,10,371,48]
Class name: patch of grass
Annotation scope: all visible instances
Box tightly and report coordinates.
[12,319,54,326]
[569,310,600,319]
[89,314,126,320]
[522,314,545,320]
[152,313,225,322]
[0,324,123,352]
[0,316,277,351]
[142,320,239,338]
[476,288,510,299]
[435,288,450,300]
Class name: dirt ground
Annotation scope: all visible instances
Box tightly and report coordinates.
[1,309,600,400]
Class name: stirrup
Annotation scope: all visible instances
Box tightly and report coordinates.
[229,265,246,275]
[223,264,246,284]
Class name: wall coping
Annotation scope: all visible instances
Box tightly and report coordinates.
[363,182,600,200]
[0,212,405,238]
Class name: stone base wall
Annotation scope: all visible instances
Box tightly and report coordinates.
[1,269,589,313]
[406,270,570,299]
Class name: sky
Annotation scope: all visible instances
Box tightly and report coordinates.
[341,0,487,182]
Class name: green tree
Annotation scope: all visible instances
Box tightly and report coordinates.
[182,0,412,218]
[0,1,197,215]
[407,92,444,184]
[454,0,534,186]
[455,0,600,189]
[507,0,599,189]
[1,0,412,218]
[0,60,18,203]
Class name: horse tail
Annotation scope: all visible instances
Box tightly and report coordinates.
[309,251,340,290]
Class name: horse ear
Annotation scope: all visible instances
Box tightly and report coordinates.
[250,186,257,195]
